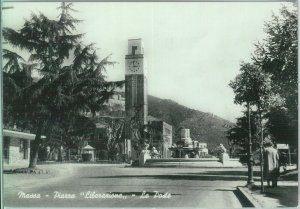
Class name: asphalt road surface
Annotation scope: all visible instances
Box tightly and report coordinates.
[4,164,256,208]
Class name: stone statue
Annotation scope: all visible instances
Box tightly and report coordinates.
[218,144,229,164]
[219,144,227,153]
[150,147,159,159]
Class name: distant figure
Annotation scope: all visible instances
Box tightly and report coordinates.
[264,141,279,187]
[190,152,195,158]
[150,147,159,159]
[220,144,227,153]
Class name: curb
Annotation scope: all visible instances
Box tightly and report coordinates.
[236,186,262,208]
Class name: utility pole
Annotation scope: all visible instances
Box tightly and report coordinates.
[247,102,254,187]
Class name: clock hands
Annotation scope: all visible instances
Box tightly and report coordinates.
[129,61,140,72]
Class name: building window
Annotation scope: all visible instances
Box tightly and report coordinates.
[23,140,28,159]
[98,132,104,140]
[132,46,137,55]
[3,137,10,160]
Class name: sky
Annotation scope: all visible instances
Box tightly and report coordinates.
[2,1,294,122]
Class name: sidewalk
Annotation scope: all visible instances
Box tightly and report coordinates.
[3,163,127,190]
[237,169,298,207]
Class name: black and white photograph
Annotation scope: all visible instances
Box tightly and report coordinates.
[1,1,298,208]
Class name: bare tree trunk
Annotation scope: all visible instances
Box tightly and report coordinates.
[45,120,54,161]
[247,102,254,187]
[29,122,44,169]
[258,104,265,193]
[47,146,55,160]
[68,148,70,161]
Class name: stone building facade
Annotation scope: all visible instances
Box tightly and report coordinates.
[107,93,125,111]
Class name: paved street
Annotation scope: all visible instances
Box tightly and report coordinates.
[3,164,257,208]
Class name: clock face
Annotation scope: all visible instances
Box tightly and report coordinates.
[128,60,141,73]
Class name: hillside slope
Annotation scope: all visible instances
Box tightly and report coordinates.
[148,95,233,150]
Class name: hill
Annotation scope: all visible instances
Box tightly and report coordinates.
[148,95,233,151]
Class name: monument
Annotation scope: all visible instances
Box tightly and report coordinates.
[169,128,209,158]
[124,39,148,162]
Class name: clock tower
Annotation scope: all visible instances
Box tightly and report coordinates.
[125,39,148,160]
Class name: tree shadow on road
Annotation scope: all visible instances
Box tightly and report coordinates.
[188,170,261,177]
[253,186,298,207]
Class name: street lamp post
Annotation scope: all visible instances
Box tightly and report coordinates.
[259,111,265,193]
[247,102,254,187]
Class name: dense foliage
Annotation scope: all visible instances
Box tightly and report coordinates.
[228,5,298,152]
[226,111,261,155]
[2,3,123,168]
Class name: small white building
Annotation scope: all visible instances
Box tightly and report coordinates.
[195,142,209,156]
[82,144,96,161]
[3,129,45,167]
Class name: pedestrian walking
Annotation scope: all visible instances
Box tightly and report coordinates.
[263,141,279,187]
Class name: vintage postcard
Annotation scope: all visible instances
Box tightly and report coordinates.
[1,1,298,208]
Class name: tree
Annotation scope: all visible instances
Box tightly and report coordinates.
[229,62,273,147]
[229,62,272,189]
[230,5,298,191]
[253,6,297,111]
[265,107,298,147]
[44,115,96,161]
[106,118,125,161]
[226,111,261,157]
[2,3,123,169]
[252,6,298,147]
[2,49,33,129]
[83,115,125,161]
